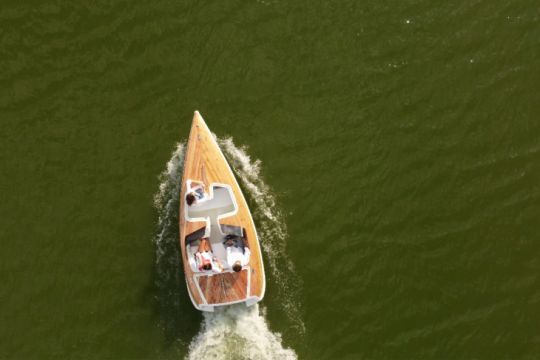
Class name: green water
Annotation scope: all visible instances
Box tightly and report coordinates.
[2,0,540,358]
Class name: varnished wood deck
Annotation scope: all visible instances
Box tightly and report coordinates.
[179,111,265,310]
[198,269,248,304]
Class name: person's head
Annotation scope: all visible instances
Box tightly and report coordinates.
[232,261,242,272]
[224,239,235,247]
[186,193,196,206]
[202,263,211,271]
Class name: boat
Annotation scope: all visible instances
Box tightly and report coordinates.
[179,111,266,312]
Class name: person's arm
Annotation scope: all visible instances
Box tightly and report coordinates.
[190,253,200,272]
[243,247,251,265]
[197,181,206,190]
[212,257,223,273]
[225,246,233,268]
[191,180,205,190]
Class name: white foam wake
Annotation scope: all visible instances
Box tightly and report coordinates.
[187,304,296,360]
[153,137,301,359]
[153,142,185,268]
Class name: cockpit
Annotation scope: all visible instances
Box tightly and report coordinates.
[184,180,247,272]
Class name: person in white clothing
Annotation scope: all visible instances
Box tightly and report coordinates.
[191,238,223,273]
[224,237,251,272]
[186,180,208,206]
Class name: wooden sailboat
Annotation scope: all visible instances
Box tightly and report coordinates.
[179,111,266,311]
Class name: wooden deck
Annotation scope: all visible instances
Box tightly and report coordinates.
[198,269,248,304]
[179,111,265,309]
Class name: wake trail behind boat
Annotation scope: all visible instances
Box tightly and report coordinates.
[187,304,296,360]
[153,137,301,359]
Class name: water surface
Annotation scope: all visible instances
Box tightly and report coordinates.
[1,0,539,358]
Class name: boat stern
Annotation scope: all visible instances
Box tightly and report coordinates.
[185,271,263,312]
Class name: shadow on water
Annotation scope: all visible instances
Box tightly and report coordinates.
[150,210,201,347]
[147,142,201,352]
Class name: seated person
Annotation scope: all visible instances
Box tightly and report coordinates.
[190,238,223,273]
[186,180,208,206]
[223,237,251,272]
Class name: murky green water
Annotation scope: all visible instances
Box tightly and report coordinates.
[1,0,539,358]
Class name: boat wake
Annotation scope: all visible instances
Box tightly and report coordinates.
[187,304,295,360]
[153,137,301,359]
